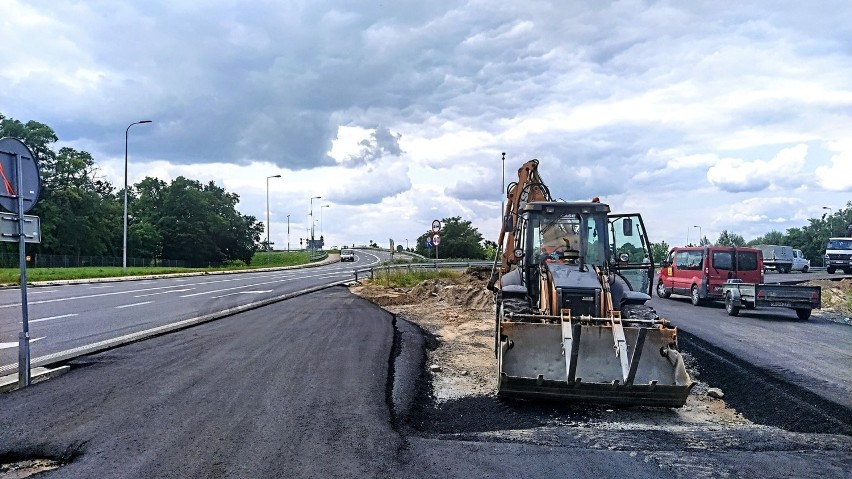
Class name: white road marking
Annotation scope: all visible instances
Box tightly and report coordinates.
[89,285,114,289]
[29,313,79,324]
[134,288,194,298]
[0,337,45,349]
[26,290,59,295]
[211,290,273,299]
[115,301,152,309]
[180,270,345,298]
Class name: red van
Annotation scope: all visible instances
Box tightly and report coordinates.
[656,246,764,305]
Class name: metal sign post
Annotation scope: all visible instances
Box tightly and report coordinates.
[0,137,41,388]
[431,220,441,261]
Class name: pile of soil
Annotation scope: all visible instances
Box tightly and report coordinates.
[803,278,852,324]
[349,268,751,428]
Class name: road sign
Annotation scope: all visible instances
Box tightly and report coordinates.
[0,137,41,214]
[432,220,441,233]
[432,233,441,246]
[425,239,433,249]
[0,213,40,243]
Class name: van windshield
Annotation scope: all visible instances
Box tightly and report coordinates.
[827,239,852,250]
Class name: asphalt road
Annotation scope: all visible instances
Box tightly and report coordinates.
[649,271,852,410]
[1,289,849,478]
[0,249,387,374]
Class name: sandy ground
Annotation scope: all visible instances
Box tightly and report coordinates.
[350,269,760,428]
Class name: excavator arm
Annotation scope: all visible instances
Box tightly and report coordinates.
[488,156,551,291]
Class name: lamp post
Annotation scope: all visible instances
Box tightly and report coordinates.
[405,238,409,250]
[286,214,290,252]
[693,225,702,246]
[266,174,282,263]
[822,206,833,236]
[123,120,152,272]
[320,204,329,243]
[309,196,321,254]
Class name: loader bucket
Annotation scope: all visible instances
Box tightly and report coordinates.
[498,321,693,407]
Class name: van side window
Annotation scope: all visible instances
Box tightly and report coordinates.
[675,251,690,269]
[737,251,758,270]
[676,251,703,270]
[712,251,733,270]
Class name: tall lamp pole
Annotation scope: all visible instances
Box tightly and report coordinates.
[822,206,834,236]
[693,225,702,246]
[320,204,329,244]
[124,120,152,272]
[266,174,282,263]
[309,196,321,254]
[286,214,291,252]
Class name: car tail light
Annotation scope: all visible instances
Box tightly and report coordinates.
[757,290,765,299]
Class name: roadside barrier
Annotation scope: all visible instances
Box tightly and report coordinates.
[352,261,491,281]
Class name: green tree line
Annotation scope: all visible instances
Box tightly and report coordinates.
[650,204,852,266]
[0,113,262,266]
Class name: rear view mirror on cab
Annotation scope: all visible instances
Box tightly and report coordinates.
[622,218,633,236]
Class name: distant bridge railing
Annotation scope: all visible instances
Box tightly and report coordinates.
[352,260,492,281]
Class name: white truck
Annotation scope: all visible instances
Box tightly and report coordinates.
[824,237,852,274]
[756,244,795,274]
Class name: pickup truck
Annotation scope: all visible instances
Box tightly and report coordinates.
[722,279,821,320]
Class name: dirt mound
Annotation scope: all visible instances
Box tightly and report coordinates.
[354,270,494,312]
[803,278,852,321]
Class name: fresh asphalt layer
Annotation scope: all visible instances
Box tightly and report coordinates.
[0,288,850,477]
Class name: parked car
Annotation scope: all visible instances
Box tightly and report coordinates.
[340,249,355,262]
[657,246,763,305]
[791,249,810,273]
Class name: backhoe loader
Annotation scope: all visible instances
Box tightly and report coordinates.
[488,157,693,407]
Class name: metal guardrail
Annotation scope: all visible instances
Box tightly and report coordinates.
[353,261,492,281]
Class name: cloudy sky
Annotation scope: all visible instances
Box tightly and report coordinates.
[2,1,850,252]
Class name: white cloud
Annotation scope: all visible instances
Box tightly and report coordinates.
[0,0,850,248]
[706,144,808,193]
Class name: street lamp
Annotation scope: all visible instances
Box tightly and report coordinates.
[309,196,321,253]
[266,174,282,263]
[123,120,152,272]
[822,206,833,236]
[405,238,409,250]
[286,214,290,252]
[693,225,702,246]
[320,204,329,242]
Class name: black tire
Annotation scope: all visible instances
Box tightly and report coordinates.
[690,285,703,306]
[725,293,740,316]
[656,280,671,298]
[796,308,811,320]
[827,266,836,274]
[802,265,809,273]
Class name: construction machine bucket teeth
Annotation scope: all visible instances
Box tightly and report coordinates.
[497,321,694,408]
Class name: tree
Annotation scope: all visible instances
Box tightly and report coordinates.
[650,240,670,263]
[747,230,785,246]
[716,230,745,247]
[414,216,486,259]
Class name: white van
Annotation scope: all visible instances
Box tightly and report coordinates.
[791,249,810,273]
